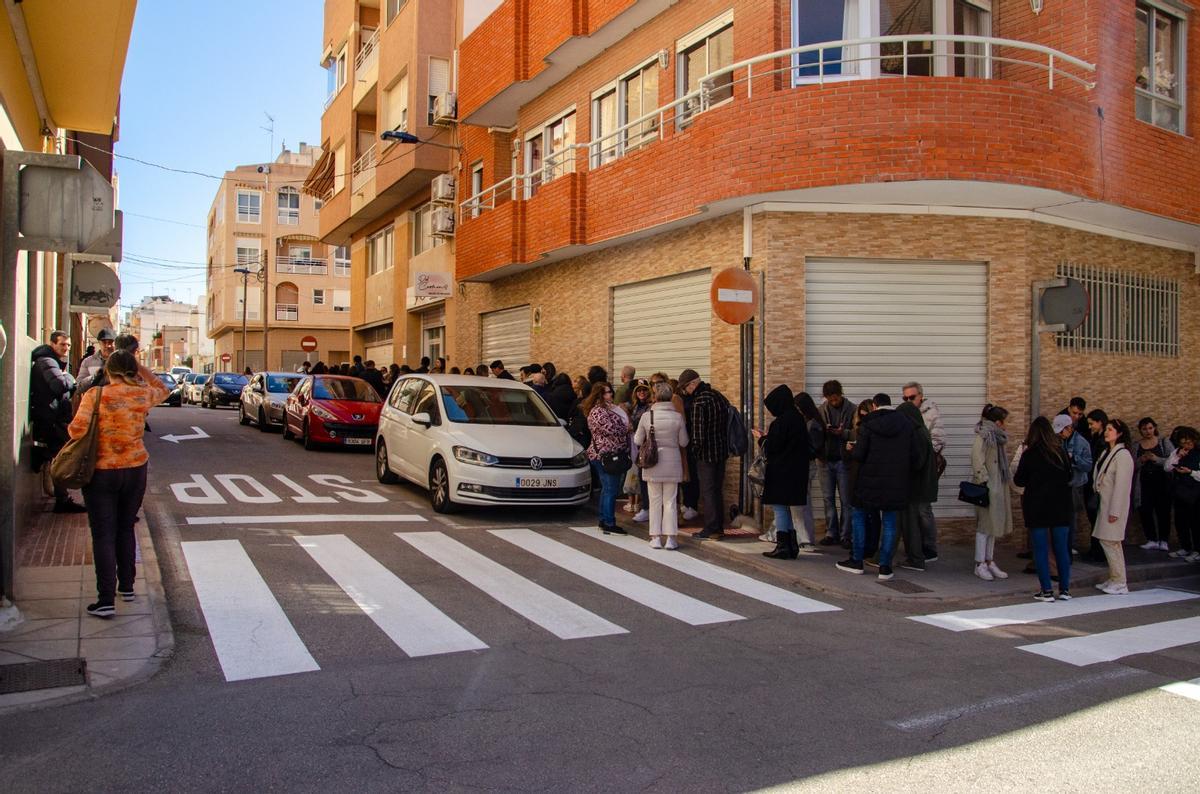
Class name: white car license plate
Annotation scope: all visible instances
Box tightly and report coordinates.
[516,477,558,488]
[345,437,372,446]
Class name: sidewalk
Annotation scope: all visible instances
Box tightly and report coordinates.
[0,504,173,712]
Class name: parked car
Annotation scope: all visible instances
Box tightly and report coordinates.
[201,372,248,409]
[183,373,208,404]
[374,375,590,513]
[282,375,382,450]
[154,372,183,407]
[170,365,193,379]
[240,371,303,431]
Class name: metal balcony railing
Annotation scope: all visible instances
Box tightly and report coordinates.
[276,256,328,275]
[355,28,380,76]
[351,143,377,193]
[275,303,299,321]
[462,34,1096,218]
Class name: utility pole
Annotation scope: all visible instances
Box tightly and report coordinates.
[261,112,274,372]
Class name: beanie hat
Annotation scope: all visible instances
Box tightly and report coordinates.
[677,369,701,389]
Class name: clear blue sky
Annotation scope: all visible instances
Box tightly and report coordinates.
[116,0,325,315]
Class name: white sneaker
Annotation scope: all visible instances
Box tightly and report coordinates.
[758,532,776,543]
[649,536,663,549]
[633,509,649,523]
[664,537,678,550]
[1139,541,1158,551]
[1094,581,1111,591]
[974,563,994,581]
[1169,549,1191,558]
[1158,541,1170,551]
[987,561,1008,580]
[1187,552,1200,563]
[1101,582,1129,595]
[682,507,700,521]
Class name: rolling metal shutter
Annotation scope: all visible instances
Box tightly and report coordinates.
[612,269,711,382]
[481,305,531,370]
[364,344,394,367]
[420,304,446,331]
[805,259,988,517]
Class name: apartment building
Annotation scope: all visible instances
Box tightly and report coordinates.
[126,295,213,370]
[303,0,459,369]
[453,0,1200,513]
[206,144,353,372]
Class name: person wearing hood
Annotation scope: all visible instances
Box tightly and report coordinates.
[752,384,813,559]
[971,404,1015,580]
[545,372,578,420]
[30,331,86,512]
[896,400,937,571]
[836,393,917,581]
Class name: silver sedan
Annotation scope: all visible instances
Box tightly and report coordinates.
[239,371,304,431]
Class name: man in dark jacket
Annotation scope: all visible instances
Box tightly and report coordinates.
[836,393,917,580]
[360,360,388,399]
[30,331,86,512]
[545,373,577,420]
[817,380,856,547]
[896,400,937,571]
[754,384,812,560]
[489,360,514,380]
[679,368,731,540]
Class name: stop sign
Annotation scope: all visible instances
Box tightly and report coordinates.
[300,335,318,352]
[220,352,231,364]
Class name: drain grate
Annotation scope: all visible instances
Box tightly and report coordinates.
[878,579,933,594]
[0,658,88,694]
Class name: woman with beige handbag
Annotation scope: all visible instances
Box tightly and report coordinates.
[64,351,170,618]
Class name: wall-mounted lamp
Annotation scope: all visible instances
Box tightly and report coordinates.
[658,49,670,70]
[1030,0,1044,13]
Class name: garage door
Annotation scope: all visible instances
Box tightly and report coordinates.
[364,344,394,367]
[481,305,531,371]
[612,269,711,382]
[805,259,987,517]
[280,350,308,373]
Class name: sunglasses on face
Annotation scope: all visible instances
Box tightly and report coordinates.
[902,394,918,402]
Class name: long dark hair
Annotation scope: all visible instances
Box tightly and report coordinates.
[1024,416,1067,466]
[981,403,1009,423]
[1106,418,1132,449]
[795,391,820,423]
[580,382,611,416]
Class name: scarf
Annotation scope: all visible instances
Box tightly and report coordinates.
[976,419,1010,484]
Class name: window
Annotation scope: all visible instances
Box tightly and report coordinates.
[235,295,260,321]
[428,57,450,126]
[879,0,933,76]
[314,198,323,212]
[236,190,261,223]
[334,245,351,276]
[235,239,260,268]
[468,162,483,218]
[1054,264,1180,357]
[422,325,444,362]
[313,288,326,306]
[622,62,660,152]
[792,0,860,79]
[289,245,313,261]
[1135,2,1186,133]
[384,75,409,134]
[591,58,662,166]
[677,15,733,123]
[367,226,394,275]
[412,203,435,256]
[336,45,348,91]
[524,110,575,196]
[277,187,300,225]
[332,289,351,313]
[386,0,407,25]
[592,87,619,166]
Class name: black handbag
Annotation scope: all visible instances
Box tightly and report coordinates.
[601,449,631,475]
[957,480,990,507]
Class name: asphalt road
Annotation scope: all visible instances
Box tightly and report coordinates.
[2,403,1199,792]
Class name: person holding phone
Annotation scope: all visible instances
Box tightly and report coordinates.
[1165,427,1200,561]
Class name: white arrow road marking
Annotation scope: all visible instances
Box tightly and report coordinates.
[160,426,209,443]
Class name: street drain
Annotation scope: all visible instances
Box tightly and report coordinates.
[879,580,933,594]
[0,658,87,694]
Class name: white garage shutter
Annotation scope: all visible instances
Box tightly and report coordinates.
[481,305,531,371]
[364,344,394,367]
[805,259,988,517]
[612,269,711,383]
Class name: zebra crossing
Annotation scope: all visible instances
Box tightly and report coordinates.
[909,588,1200,700]
[181,527,842,683]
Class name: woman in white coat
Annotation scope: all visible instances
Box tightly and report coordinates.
[1093,418,1136,594]
[971,404,1014,581]
[634,382,689,549]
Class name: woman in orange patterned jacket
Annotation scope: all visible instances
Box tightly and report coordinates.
[68,350,170,618]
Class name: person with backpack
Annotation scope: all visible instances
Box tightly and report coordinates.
[752,385,812,560]
[678,369,731,540]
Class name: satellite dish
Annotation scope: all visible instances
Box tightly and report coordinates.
[1041,278,1088,332]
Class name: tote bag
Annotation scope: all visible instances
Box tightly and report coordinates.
[50,387,103,490]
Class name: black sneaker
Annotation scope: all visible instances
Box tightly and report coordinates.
[1056,591,1073,601]
[53,499,87,514]
[1033,590,1056,602]
[819,536,841,546]
[923,554,938,563]
[835,558,863,574]
[601,524,627,536]
[899,561,926,572]
[86,602,115,619]
[1016,551,1032,560]
[692,529,723,540]
[877,565,895,582]
[117,588,135,602]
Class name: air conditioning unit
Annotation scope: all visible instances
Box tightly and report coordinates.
[431,206,455,237]
[433,92,457,125]
[431,173,456,203]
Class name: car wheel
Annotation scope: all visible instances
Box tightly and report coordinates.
[302,419,317,451]
[429,458,456,513]
[258,408,270,432]
[376,440,400,484]
[238,404,250,425]
[282,416,295,440]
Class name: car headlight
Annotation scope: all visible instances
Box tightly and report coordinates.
[310,404,337,421]
[454,446,499,466]
[570,451,588,468]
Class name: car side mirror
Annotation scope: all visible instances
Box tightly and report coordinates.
[412,412,432,428]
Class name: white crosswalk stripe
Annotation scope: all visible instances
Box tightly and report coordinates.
[1162,678,1200,702]
[181,539,320,682]
[490,529,744,626]
[296,534,488,657]
[571,528,841,616]
[396,532,628,640]
[908,588,1198,632]
[1018,616,1200,666]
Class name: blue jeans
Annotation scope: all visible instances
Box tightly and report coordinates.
[771,505,795,535]
[821,460,852,541]
[853,508,898,566]
[591,460,624,527]
[1031,525,1071,593]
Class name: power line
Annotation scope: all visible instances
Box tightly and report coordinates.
[122,211,206,229]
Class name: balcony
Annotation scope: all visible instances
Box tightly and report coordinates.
[276,256,328,276]
[351,144,376,194]
[275,303,299,322]
[353,27,380,110]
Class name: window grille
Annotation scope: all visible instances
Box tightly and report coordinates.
[1054,262,1179,357]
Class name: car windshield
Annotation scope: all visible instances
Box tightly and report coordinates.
[214,374,247,387]
[157,373,176,386]
[313,378,380,402]
[195,375,209,385]
[439,385,559,426]
[267,375,302,393]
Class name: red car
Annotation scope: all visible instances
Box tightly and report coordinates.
[282,375,382,450]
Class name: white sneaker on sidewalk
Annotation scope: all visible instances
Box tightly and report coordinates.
[649,536,662,549]
[987,561,1008,580]
[633,509,649,523]
[1187,552,1200,563]
[1139,541,1159,550]
[1101,581,1129,595]
[974,563,994,581]
[664,537,678,550]
[758,531,776,543]
[682,507,699,521]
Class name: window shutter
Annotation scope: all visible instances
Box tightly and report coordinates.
[429,57,450,98]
